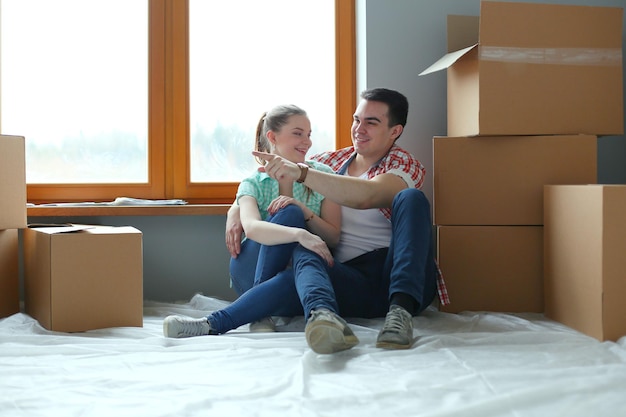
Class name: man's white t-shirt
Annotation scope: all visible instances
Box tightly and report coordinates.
[333,172,392,263]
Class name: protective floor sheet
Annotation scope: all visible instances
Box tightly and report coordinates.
[2,294,625,417]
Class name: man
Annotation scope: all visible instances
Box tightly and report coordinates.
[228,88,448,354]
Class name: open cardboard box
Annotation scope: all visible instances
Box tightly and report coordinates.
[420,1,623,136]
[24,224,144,332]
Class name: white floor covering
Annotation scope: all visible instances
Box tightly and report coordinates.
[2,294,625,417]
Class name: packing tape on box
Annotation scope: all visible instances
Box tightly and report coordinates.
[479,46,622,67]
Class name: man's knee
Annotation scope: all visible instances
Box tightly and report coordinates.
[393,188,429,209]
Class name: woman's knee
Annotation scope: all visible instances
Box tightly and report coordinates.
[268,204,306,228]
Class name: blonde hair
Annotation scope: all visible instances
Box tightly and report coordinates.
[254,104,307,165]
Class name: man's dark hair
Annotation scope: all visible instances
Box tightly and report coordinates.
[360,88,409,128]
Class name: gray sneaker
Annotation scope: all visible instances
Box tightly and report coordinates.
[376,305,414,349]
[163,315,216,338]
[305,309,359,354]
[249,316,276,333]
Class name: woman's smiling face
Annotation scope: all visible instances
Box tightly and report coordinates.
[268,114,312,163]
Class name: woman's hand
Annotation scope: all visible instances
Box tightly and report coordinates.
[297,229,334,266]
[267,195,305,216]
[225,205,243,258]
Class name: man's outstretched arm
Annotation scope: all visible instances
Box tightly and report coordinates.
[253,151,407,209]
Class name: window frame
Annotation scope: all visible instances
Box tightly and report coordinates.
[23,0,355,205]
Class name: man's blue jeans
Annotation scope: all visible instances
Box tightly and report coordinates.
[293,188,437,318]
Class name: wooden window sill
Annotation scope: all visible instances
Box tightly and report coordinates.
[27,204,231,217]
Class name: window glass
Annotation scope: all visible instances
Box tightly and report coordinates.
[0,0,148,184]
[189,0,335,182]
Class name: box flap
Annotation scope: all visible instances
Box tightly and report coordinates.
[422,1,623,77]
[27,224,95,235]
[419,44,477,76]
[86,226,142,235]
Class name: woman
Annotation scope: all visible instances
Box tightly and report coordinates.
[163,104,340,337]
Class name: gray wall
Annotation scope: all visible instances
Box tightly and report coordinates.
[28,0,626,303]
[358,0,626,205]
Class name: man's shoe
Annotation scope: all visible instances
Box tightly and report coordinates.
[305,309,359,354]
[249,316,276,333]
[376,305,414,349]
[163,315,216,338]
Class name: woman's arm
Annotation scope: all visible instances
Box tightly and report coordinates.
[239,195,334,265]
[225,202,243,258]
[265,194,341,248]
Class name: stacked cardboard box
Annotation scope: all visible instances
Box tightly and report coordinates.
[0,135,27,318]
[420,1,623,315]
[434,136,596,313]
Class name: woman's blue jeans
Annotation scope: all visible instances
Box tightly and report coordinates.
[208,205,305,333]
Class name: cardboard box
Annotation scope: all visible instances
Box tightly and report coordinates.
[419,1,624,136]
[0,229,20,318]
[24,224,143,332]
[0,135,27,229]
[544,185,626,342]
[437,225,543,313]
[433,135,597,226]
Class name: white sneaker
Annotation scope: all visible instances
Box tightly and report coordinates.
[305,309,359,354]
[376,305,413,349]
[163,315,216,338]
[249,317,276,333]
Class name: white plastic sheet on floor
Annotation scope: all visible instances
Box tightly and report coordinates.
[2,293,626,417]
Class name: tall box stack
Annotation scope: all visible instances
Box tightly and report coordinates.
[434,136,596,313]
[420,1,623,314]
[0,135,27,318]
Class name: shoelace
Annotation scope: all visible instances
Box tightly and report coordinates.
[381,309,410,333]
[310,309,332,321]
[309,309,341,327]
[180,318,208,336]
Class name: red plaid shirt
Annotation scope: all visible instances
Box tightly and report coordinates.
[311,145,450,306]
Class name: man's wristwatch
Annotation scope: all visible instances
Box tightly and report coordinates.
[296,163,309,183]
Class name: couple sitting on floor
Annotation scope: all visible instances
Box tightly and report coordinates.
[163,88,448,354]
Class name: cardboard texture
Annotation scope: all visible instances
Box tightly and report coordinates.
[420,1,624,136]
[433,135,597,226]
[0,229,20,318]
[544,185,626,342]
[24,224,144,332]
[0,135,27,229]
[437,226,543,313]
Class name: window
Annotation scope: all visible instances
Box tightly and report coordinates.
[1,0,149,184]
[0,0,355,204]
[189,1,336,183]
